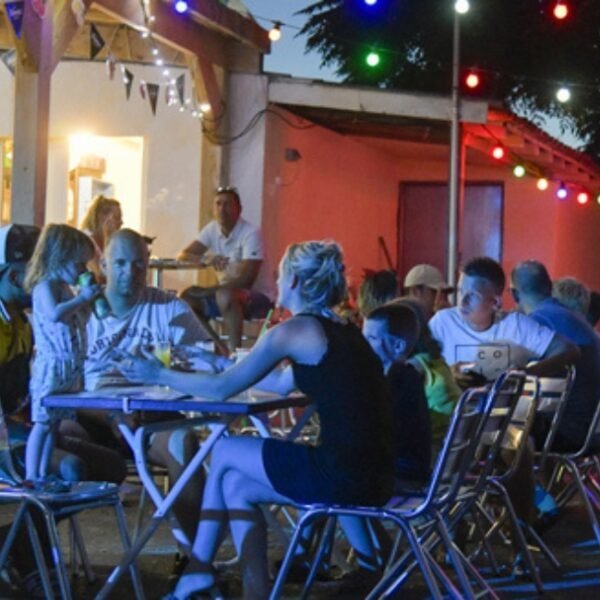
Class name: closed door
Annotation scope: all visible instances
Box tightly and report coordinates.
[397,182,503,281]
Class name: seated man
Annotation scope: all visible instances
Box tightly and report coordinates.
[178,186,273,352]
[429,256,578,526]
[429,257,578,383]
[83,228,209,545]
[403,264,453,320]
[511,260,600,451]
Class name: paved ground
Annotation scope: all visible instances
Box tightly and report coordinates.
[1,483,600,599]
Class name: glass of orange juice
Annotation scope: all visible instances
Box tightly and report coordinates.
[154,341,171,368]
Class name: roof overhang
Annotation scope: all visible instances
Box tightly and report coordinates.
[268,76,600,191]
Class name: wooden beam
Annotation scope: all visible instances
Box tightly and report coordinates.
[184,0,269,52]
[10,1,54,226]
[93,0,229,68]
[51,0,93,70]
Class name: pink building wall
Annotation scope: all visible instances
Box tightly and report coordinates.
[262,107,600,300]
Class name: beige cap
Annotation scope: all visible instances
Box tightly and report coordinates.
[404,264,453,291]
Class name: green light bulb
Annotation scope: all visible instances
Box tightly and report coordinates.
[366,52,380,67]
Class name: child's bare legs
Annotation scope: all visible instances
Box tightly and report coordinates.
[25,420,57,480]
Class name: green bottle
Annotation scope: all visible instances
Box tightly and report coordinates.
[78,271,111,319]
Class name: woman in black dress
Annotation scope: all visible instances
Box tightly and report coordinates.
[117,240,394,600]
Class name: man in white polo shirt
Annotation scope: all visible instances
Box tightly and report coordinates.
[178,186,272,352]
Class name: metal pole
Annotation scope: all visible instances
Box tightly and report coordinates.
[447,10,462,288]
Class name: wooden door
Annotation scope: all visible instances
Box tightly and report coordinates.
[397,182,503,282]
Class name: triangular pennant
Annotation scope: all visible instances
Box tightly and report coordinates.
[140,81,147,100]
[71,0,85,27]
[123,68,134,100]
[176,74,185,106]
[4,1,25,38]
[147,83,160,115]
[1,50,17,76]
[106,52,116,80]
[90,23,105,59]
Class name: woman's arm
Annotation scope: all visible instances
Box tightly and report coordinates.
[33,280,97,323]
[116,315,325,401]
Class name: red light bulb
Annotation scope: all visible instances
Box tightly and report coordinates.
[465,72,480,89]
[577,192,589,205]
[492,145,505,160]
[553,2,569,20]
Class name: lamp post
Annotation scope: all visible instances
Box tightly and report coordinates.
[448,1,469,288]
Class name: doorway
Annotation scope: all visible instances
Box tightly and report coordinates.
[397,182,503,282]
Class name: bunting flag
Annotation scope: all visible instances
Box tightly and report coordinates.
[123,67,134,100]
[90,24,105,59]
[176,74,185,106]
[4,1,24,38]
[147,83,160,115]
[140,81,147,100]
[105,52,116,80]
[71,0,85,27]
[1,50,17,76]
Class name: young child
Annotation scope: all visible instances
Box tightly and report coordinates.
[24,224,99,481]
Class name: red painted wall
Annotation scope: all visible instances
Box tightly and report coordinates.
[262,107,600,303]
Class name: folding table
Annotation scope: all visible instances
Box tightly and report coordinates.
[43,386,313,599]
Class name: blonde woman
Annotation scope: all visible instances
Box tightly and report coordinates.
[117,240,394,600]
[80,195,122,277]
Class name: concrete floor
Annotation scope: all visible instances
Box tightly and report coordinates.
[1,484,600,599]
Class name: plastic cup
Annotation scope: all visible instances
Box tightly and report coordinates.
[154,341,171,368]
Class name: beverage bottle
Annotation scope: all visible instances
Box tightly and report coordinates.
[78,271,111,319]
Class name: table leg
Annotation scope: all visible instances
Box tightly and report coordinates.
[97,421,228,597]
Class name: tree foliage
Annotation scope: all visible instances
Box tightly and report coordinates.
[299,0,600,162]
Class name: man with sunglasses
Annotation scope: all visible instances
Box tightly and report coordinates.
[178,186,272,352]
[511,260,600,452]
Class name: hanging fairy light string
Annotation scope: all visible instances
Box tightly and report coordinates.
[94,0,209,121]
[481,124,596,204]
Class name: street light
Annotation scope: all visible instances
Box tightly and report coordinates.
[447,1,470,288]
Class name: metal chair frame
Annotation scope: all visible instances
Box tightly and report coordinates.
[0,406,144,599]
[270,372,527,599]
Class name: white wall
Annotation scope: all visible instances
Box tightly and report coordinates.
[1,60,203,290]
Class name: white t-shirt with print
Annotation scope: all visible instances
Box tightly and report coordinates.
[429,307,555,375]
[84,287,208,390]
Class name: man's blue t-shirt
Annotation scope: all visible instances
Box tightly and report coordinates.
[530,298,600,447]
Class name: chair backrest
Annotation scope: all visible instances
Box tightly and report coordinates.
[494,375,540,482]
[534,367,575,470]
[569,389,600,458]
[440,370,526,506]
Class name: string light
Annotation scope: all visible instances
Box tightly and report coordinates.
[454,0,470,15]
[465,72,480,89]
[366,51,381,67]
[557,182,568,199]
[537,178,549,191]
[269,22,282,42]
[556,87,571,103]
[553,2,569,20]
[577,192,589,205]
[513,165,526,178]
[491,144,505,160]
[174,1,189,14]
